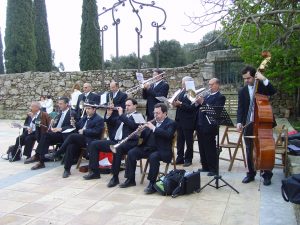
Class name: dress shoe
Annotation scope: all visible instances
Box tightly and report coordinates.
[24,155,39,164]
[83,172,100,180]
[45,152,61,161]
[263,177,272,186]
[119,179,136,188]
[242,176,255,183]
[107,177,120,188]
[183,162,192,167]
[62,170,71,178]
[31,162,45,170]
[207,172,217,176]
[144,182,156,194]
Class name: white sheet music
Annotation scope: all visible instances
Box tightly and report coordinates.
[136,73,144,83]
[99,157,112,166]
[132,113,146,124]
[100,92,108,105]
[185,80,195,91]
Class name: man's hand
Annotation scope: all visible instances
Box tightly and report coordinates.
[51,127,62,133]
[255,71,266,81]
[117,107,123,116]
[78,129,84,135]
[172,100,182,107]
[143,83,150,89]
[145,121,155,130]
[195,96,204,105]
[236,123,243,132]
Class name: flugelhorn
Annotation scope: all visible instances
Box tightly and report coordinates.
[126,72,167,95]
[110,119,156,153]
[187,88,211,104]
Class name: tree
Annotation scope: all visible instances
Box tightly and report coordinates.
[79,0,101,71]
[4,0,36,73]
[0,29,4,74]
[150,40,186,68]
[33,0,52,72]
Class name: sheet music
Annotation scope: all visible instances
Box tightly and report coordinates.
[155,96,169,103]
[99,157,112,166]
[136,72,144,83]
[132,113,146,124]
[185,80,195,91]
[100,92,108,105]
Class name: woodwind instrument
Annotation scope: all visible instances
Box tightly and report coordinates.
[110,119,156,153]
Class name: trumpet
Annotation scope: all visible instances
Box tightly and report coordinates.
[110,119,156,153]
[187,88,211,104]
[126,72,167,95]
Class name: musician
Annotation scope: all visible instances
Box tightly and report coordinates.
[58,104,104,178]
[8,102,51,161]
[74,83,100,118]
[236,66,276,186]
[26,97,73,170]
[195,78,226,176]
[120,103,176,194]
[83,98,139,180]
[173,76,197,166]
[142,69,169,121]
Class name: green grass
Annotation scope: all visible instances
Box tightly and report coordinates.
[289,119,300,131]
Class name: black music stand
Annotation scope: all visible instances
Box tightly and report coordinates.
[200,105,239,194]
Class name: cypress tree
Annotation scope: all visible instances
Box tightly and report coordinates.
[0,29,4,74]
[34,0,52,72]
[4,0,36,73]
[80,0,101,71]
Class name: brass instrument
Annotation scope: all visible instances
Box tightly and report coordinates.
[110,119,156,153]
[187,88,211,104]
[126,72,167,95]
[83,103,119,111]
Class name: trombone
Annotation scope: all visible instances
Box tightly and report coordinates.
[126,72,167,95]
[187,88,211,104]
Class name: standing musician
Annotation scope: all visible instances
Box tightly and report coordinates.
[142,69,169,121]
[83,98,139,181]
[74,83,100,118]
[26,97,73,170]
[8,102,51,161]
[195,78,226,176]
[173,76,197,167]
[237,66,276,186]
[120,103,176,194]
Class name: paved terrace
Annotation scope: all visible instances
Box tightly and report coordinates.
[0,119,297,225]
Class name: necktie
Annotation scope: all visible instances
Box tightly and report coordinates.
[56,112,65,128]
[114,114,131,141]
[83,118,89,129]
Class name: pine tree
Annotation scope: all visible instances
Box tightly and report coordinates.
[0,29,4,74]
[34,0,52,72]
[80,0,101,71]
[4,0,36,73]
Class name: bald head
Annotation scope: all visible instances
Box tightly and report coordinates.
[83,83,92,93]
[110,80,119,93]
[208,78,220,93]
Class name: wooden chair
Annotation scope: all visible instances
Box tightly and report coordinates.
[274,125,288,172]
[140,132,177,184]
[219,126,247,171]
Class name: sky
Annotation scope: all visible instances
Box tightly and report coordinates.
[0,0,213,71]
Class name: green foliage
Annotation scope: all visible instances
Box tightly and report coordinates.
[80,0,101,71]
[4,0,36,73]
[150,40,186,68]
[0,29,4,74]
[33,0,52,72]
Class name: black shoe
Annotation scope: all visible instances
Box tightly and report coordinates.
[207,172,217,176]
[263,177,271,186]
[242,176,255,183]
[174,159,184,165]
[198,168,209,172]
[62,170,71,178]
[31,162,45,170]
[83,172,100,180]
[45,152,61,161]
[24,155,39,164]
[107,176,120,188]
[119,179,136,188]
[183,162,192,167]
[144,182,156,194]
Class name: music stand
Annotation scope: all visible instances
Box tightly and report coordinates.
[200,105,239,194]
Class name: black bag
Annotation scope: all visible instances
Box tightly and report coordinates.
[281,174,300,204]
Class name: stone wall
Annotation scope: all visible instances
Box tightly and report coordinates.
[0,49,294,119]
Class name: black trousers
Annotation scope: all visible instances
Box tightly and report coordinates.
[176,126,194,163]
[196,130,217,172]
[244,124,273,178]
[127,147,163,183]
[64,134,87,170]
[14,132,36,158]
[36,132,64,162]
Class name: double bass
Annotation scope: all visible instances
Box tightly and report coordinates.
[245,51,275,171]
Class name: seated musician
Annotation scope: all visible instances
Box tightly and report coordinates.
[120,103,176,194]
[25,97,73,170]
[8,101,51,161]
[83,98,139,181]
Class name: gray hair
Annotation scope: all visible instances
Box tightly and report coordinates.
[31,101,41,109]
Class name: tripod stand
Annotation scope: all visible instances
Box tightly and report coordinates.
[200,106,239,194]
[9,122,24,162]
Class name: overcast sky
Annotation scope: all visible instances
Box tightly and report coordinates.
[0,0,212,71]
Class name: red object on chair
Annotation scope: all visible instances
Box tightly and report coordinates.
[98,152,113,174]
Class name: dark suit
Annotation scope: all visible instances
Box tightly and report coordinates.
[88,112,139,175]
[63,113,104,170]
[142,81,169,121]
[237,81,276,178]
[196,91,226,173]
[126,117,176,183]
[35,109,73,162]
[75,92,100,118]
[175,89,197,163]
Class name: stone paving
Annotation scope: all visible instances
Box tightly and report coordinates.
[0,119,297,225]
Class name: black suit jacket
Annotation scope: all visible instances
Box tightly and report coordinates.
[142,81,169,120]
[237,81,276,126]
[75,113,104,145]
[196,91,226,134]
[75,92,100,118]
[140,117,176,163]
[53,109,73,132]
[175,90,197,130]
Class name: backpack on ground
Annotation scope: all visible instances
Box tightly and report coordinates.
[281,174,300,204]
